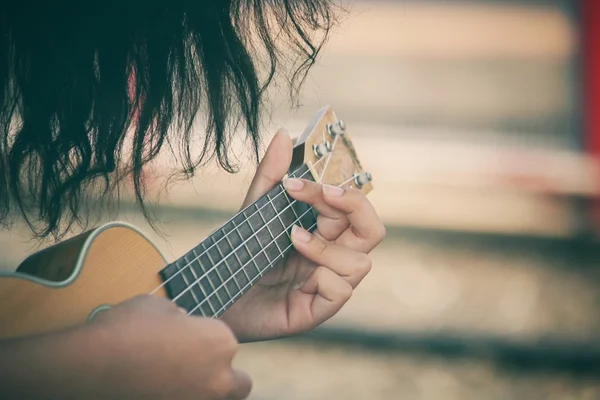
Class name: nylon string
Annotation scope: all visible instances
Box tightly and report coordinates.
[154,134,347,315]
[149,155,327,296]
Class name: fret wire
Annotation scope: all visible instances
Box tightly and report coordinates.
[211,219,318,318]
[253,253,265,276]
[260,246,273,268]
[249,205,276,269]
[204,241,229,303]
[201,260,218,294]
[153,162,321,296]
[187,250,210,316]
[267,192,290,240]
[176,259,201,306]
[213,241,293,317]
[239,223,261,276]
[211,235,241,293]
[282,190,301,229]
[230,219,252,283]
[255,202,282,254]
[171,182,315,305]
[211,169,316,317]
[187,205,315,316]
[188,250,209,298]
[169,164,323,306]
[186,252,205,296]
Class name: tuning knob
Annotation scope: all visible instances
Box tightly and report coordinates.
[327,120,346,137]
[313,141,332,158]
[354,172,372,188]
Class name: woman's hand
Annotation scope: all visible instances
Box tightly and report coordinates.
[221,129,385,342]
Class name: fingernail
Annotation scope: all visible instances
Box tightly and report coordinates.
[292,225,311,242]
[283,178,304,191]
[322,184,344,197]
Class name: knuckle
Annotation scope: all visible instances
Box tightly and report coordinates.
[314,239,329,257]
[223,334,239,354]
[375,223,387,242]
[315,265,328,278]
[349,187,366,205]
[204,319,239,352]
[222,335,239,355]
[338,281,353,302]
[294,180,319,196]
[358,253,372,274]
[312,266,329,283]
[212,371,234,398]
[216,324,239,351]
[306,180,321,192]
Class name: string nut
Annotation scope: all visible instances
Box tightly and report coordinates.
[313,141,332,158]
[354,172,373,188]
[327,120,346,137]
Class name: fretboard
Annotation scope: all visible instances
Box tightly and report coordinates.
[159,164,317,317]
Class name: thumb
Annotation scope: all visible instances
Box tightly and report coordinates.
[241,129,293,208]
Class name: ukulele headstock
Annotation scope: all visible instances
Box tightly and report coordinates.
[290,106,373,194]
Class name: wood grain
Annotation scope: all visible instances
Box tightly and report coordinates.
[0,225,168,340]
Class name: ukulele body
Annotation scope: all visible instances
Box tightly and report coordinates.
[0,105,374,342]
[0,222,168,340]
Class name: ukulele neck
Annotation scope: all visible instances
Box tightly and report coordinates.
[159,163,317,318]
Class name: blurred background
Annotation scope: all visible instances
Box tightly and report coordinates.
[2,0,600,398]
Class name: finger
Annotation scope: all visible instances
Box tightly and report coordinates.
[299,266,353,326]
[282,178,349,241]
[282,178,344,219]
[225,369,253,400]
[241,129,293,208]
[89,295,181,324]
[197,318,239,354]
[291,225,371,288]
[314,213,350,243]
[321,186,386,252]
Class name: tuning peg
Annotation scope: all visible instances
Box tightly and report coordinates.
[313,141,332,158]
[327,120,346,137]
[354,172,372,188]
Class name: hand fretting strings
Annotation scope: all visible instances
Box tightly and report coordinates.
[153,134,344,314]
[192,210,318,316]
[191,170,357,318]
[171,187,317,305]
[149,156,326,297]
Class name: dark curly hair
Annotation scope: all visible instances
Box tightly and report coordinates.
[0,0,340,239]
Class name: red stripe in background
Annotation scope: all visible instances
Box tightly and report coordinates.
[581,0,600,231]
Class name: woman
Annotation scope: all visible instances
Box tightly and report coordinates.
[0,2,385,398]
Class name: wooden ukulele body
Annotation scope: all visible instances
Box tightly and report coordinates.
[0,105,373,342]
[0,222,168,340]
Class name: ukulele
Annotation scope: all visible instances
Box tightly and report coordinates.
[0,105,373,340]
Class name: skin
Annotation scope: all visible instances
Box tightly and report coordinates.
[0,296,251,400]
[222,129,385,342]
[0,129,385,399]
